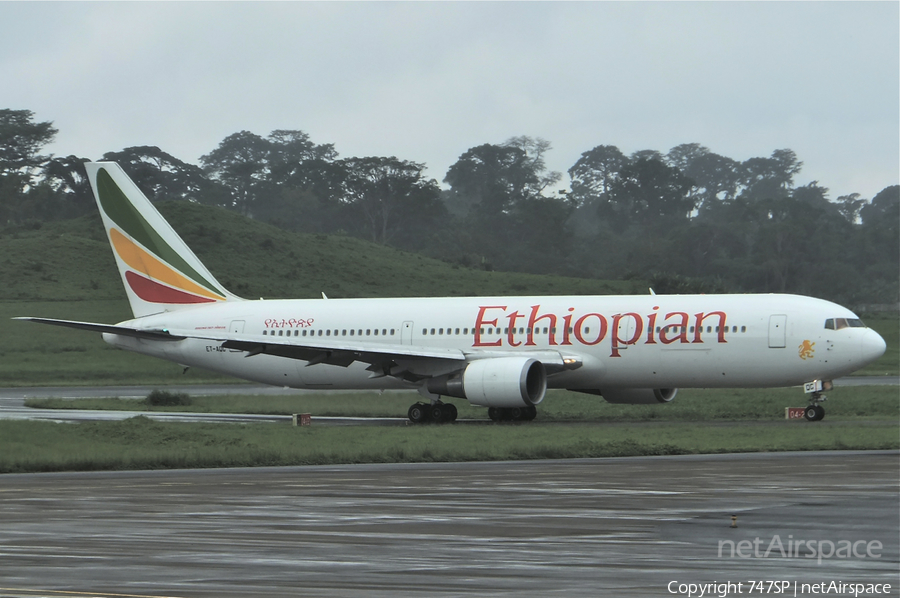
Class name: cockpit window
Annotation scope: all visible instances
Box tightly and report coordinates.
[825,317,866,330]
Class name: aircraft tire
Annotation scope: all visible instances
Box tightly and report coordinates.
[430,404,446,423]
[408,403,428,424]
[525,405,537,421]
[813,405,825,421]
[804,405,822,421]
[488,407,501,422]
[443,403,458,422]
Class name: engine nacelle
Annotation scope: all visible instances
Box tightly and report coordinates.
[426,357,547,408]
[600,388,678,404]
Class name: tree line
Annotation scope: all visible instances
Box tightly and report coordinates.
[1,108,897,307]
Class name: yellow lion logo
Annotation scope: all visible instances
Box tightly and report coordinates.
[798,340,815,360]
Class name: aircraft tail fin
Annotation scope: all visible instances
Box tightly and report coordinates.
[84,162,242,318]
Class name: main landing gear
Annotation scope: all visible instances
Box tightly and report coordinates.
[488,406,537,422]
[804,392,826,422]
[408,401,458,424]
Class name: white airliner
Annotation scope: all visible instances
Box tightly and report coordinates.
[17,162,887,423]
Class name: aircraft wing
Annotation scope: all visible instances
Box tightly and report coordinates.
[13,317,187,341]
[16,317,574,382]
[205,334,576,381]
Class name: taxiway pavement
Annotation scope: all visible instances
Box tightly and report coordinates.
[0,451,897,597]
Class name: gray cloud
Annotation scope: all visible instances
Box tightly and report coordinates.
[2,1,896,199]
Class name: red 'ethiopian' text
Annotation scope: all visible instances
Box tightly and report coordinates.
[473,305,728,357]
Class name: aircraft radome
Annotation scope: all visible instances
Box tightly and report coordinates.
[16,162,887,423]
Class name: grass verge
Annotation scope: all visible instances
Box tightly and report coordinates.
[7,386,898,474]
[0,417,896,474]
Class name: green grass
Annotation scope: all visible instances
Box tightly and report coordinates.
[0,202,642,302]
[24,386,900,421]
[8,386,897,474]
[0,416,895,474]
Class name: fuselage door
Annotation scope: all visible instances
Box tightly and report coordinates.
[401,321,413,345]
[768,315,787,348]
[228,320,246,352]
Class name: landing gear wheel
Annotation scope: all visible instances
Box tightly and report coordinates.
[813,404,825,421]
[509,407,525,421]
[430,404,446,423]
[804,404,825,421]
[408,403,428,423]
[525,405,537,421]
[488,407,501,422]
[442,403,458,422]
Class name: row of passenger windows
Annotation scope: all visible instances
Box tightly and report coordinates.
[260,324,750,339]
[263,328,395,337]
[420,325,748,335]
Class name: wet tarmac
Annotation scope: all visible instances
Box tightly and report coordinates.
[0,451,897,597]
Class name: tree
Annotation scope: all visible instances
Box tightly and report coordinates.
[340,156,445,245]
[604,157,696,227]
[444,143,539,217]
[102,146,223,204]
[42,155,94,219]
[200,131,273,216]
[0,109,57,186]
[567,145,627,208]
[738,149,802,201]
[835,193,866,224]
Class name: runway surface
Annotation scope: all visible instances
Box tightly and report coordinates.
[0,451,897,597]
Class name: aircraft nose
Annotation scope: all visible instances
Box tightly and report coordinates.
[860,328,887,366]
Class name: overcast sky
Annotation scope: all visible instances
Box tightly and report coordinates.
[3,2,897,200]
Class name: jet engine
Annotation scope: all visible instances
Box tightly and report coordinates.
[600,388,678,404]
[426,356,547,408]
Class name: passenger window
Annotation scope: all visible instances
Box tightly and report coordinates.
[455,328,460,335]
[263,330,267,336]
[326,330,331,336]
[278,330,283,336]
[422,329,426,335]
[430,328,435,335]
[741,326,746,333]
